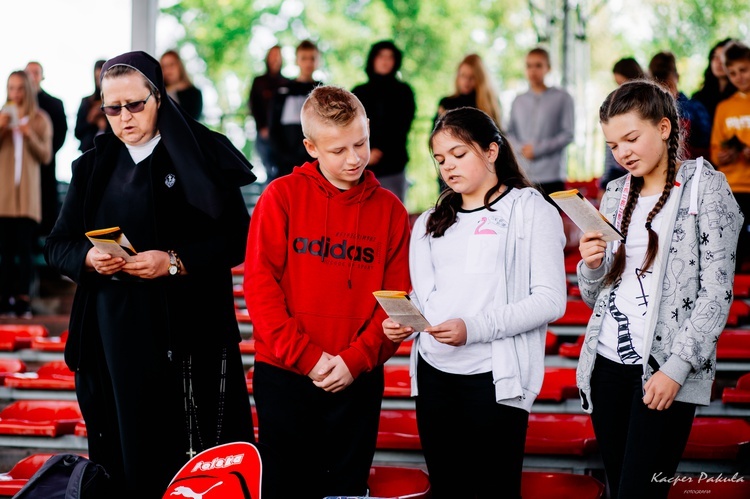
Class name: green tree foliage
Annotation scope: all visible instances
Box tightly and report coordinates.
[162,0,750,213]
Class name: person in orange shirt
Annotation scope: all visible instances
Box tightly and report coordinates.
[711,40,750,272]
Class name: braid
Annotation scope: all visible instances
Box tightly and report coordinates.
[599,78,683,286]
[640,122,679,276]
[603,178,642,286]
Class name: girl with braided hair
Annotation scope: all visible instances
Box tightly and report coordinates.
[383,107,567,498]
[576,79,743,498]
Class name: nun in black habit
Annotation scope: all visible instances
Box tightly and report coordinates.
[44,51,257,498]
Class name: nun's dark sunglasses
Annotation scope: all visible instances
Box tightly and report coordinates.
[101,93,153,116]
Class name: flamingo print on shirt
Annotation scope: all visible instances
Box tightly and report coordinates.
[474,217,498,235]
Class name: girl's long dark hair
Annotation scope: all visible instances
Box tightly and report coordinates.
[696,39,737,102]
[600,79,681,286]
[426,107,532,237]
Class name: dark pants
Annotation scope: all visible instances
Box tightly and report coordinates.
[40,161,60,236]
[590,354,696,499]
[0,217,37,296]
[416,355,529,499]
[255,134,277,181]
[252,361,384,499]
[733,192,750,273]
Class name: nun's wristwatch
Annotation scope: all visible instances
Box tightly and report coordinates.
[167,250,181,276]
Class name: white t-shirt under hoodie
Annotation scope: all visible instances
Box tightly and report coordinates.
[599,193,664,364]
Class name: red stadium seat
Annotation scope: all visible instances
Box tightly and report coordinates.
[235,309,252,324]
[521,471,605,499]
[377,409,421,450]
[546,330,559,355]
[727,300,750,327]
[30,330,68,352]
[367,466,430,499]
[4,361,75,390]
[683,417,750,460]
[231,263,244,276]
[716,330,750,360]
[538,368,578,403]
[0,325,49,351]
[74,420,88,438]
[564,252,581,274]
[722,372,750,405]
[0,400,82,437]
[0,453,56,497]
[727,300,750,326]
[395,339,413,356]
[383,365,411,398]
[552,300,592,327]
[667,475,750,498]
[239,338,256,355]
[558,335,584,358]
[565,178,601,204]
[0,358,27,384]
[525,413,597,456]
[734,274,750,298]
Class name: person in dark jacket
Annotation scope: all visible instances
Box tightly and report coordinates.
[648,51,711,160]
[160,49,203,121]
[74,59,111,153]
[692,38,738,137]
[249,45,289,181]
[44,51,256,499]
[24,61,67,236]
[352,40,416,203]
[267,39,320,180]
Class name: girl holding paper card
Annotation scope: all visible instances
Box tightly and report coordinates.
[577,79,742,498]
[383,107,567,498]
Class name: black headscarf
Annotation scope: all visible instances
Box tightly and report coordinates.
[100,51,255,219]
[364,40,403,79]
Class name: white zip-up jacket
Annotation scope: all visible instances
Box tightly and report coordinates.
[408,187,567,412]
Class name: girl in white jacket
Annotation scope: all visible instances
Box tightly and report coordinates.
[383,107,567,498]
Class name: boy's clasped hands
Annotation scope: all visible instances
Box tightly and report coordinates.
[309,353,354,393]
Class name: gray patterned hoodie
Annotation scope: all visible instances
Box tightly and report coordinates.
[576,158,743,413]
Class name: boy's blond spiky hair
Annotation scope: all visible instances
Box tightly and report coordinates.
[301,85,366,140]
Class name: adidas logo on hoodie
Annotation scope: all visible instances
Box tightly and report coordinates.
[292,236,375,263]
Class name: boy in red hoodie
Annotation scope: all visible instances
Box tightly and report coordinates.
[243,85,411,499]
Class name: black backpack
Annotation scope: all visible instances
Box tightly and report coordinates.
[13,454,109,499]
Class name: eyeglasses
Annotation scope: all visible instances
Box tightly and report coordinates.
[101,93,153,117]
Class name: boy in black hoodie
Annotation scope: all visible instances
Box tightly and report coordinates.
[352,40,416,203]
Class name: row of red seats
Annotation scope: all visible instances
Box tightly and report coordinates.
[5,322,750,363]
[551,328,750,360]
[1,453,637,499]
[2,399,748,462]
[566,276,750,301]
[0,454,433,499]
[552,298,750,328]
[7,357,750,407]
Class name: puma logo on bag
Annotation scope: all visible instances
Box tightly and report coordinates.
[170,481,223,498]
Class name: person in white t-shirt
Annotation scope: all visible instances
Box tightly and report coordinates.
[383,107,567,499]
